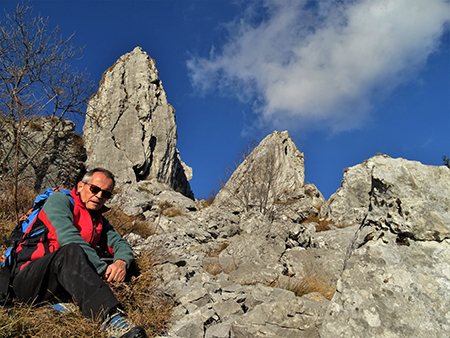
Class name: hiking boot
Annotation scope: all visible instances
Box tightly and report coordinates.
[51,302,77,313]
[102,310,147,338]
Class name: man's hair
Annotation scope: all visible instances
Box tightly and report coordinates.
[82,168,115,189]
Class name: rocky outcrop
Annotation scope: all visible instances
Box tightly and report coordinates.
[318,155,389,228]
[83,47,193,198]
[123,152,450,338]
[214,130,324,223]
[130,205,348,338]
[0,116,86,192]
[119,131,358,338]
[77,49,449,336]
[11,45,450,337]
[14,109,446,337]
[320,157,450,337]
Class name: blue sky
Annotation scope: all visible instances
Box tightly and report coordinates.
[2,0,449,200]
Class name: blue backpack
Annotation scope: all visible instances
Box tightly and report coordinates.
[0,187,74,304]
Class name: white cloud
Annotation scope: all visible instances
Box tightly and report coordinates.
[187,0,450,132]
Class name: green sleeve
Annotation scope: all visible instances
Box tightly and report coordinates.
[42,192,108,275]
[101,218,134,267]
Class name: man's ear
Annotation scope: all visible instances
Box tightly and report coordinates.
[76,181,84,193]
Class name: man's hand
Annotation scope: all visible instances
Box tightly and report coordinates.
[104,260,127,282]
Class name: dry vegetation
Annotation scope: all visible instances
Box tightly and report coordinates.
[0,184,36,242]
[0,185,173,337]
[158,201,183,218]
[270,272,336,301]
[205,242,229,258]
[300,212,335,232]
[104,208,155,239]
[200,195,215,209]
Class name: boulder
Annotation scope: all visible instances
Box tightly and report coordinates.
[319,155,390,228]
[83,47,193,198]
[320,157,450,337]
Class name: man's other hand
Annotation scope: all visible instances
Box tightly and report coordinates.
[104,260,127,282]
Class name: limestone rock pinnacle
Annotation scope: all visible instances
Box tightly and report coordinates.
[83,47,193,198]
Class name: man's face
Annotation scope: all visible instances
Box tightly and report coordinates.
[77,172,114,212]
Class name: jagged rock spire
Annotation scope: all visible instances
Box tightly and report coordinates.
[214,130,322,222]
[83,47,193,198]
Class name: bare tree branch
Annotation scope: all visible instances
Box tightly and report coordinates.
[0,2,95,219]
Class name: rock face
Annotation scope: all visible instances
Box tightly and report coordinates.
[320,157,450,337]
[129,152,450,338]
[319,156,382,228]
[214,130,324,224]
[83,47,193,198]
[0,117,86,192]
[122,131,357,338]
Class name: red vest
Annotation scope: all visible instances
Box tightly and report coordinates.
[15,188,106,272]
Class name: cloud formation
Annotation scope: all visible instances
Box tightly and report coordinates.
[187,0,450,132]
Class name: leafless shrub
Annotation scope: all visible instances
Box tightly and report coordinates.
[219,143,297,222]
[0,3,95,221]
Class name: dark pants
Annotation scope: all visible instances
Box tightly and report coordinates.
[12,243,120,321]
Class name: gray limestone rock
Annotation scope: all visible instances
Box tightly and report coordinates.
[231,297,322,338]
[0,117,86,192]
[214,131,314,221]
[319,155,387,228]
[320,157,450,338]
[83,47,193,198]
[118,128,450,338]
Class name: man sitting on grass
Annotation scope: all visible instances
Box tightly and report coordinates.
[11,168,146,338]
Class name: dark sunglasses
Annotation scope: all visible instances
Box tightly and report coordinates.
[83,182,113,199]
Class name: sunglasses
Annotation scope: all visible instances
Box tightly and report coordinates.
[83,182,113,199]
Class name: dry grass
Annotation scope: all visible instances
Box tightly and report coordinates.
[0,183,37,245]
[205,242,229,258]
[158,201,183,218]
[203,260,223,276]
[270,273,336,301]
[71,134,85,154]
[104,208,155,239]
[0,303,105,338]
[200,193,215,209]
[108,248,173,337]
[300,213,335,232]
[162,208,183,218]
[315,219,334,232]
